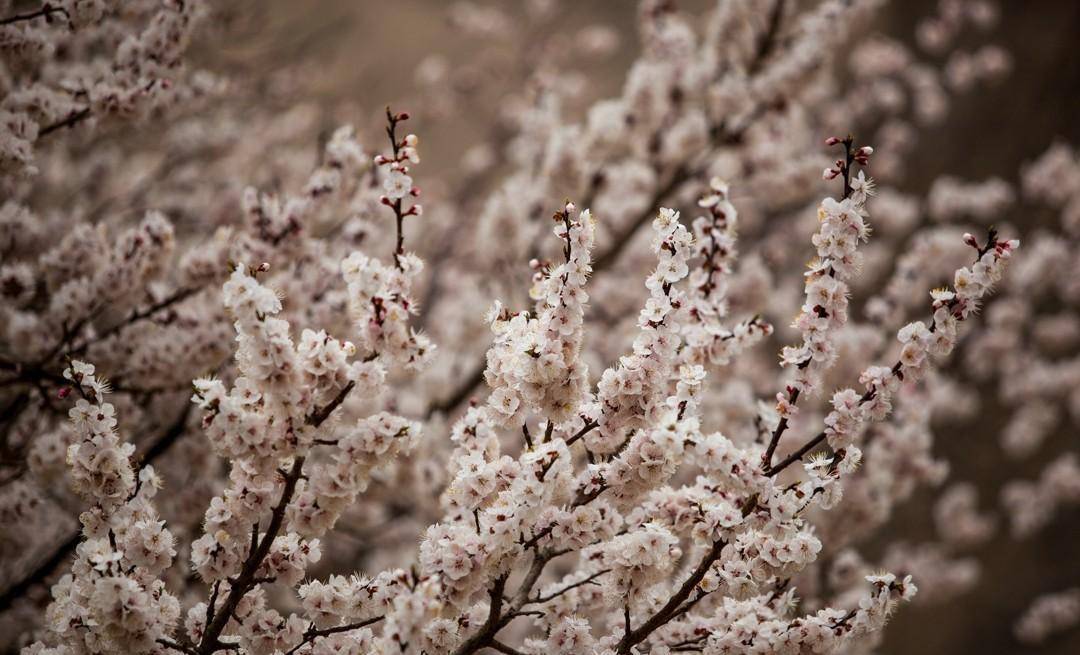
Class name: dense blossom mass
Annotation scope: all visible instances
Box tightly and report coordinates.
[0,1,1077,654]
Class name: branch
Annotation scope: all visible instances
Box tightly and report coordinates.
[0,3,68,27]
[531,568,610,604]
[196,457,306,654]
[761,386,801,467]
[157,638,199,655]
[617,539,725,653]
[0,532,79,612]
[450,575,507,655]
[69,287,201,356]
[564,420,599,447]
[306,381,355,427]
[748,0,787,75]
[284,616,385,655]
[765,361,903,477]
[39,107,91,137]
[489,640,527,655]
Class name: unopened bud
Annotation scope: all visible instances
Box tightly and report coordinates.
[825,136,842,146]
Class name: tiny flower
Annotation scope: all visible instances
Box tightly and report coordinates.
[382,169,413,199]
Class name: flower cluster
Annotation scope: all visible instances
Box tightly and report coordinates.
[592,207,693,454]
[1015,587,1080,645]
[681,177,773,367]
[342,251,433,370]
[484,203,595,425]
[1,0,208,176]
[35,363,180,654]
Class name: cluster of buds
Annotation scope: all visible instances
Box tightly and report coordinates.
[552,200,577,261]
[823,135,874,183]
[375,109,421,207]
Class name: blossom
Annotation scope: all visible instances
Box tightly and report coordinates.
[383,169,413,199]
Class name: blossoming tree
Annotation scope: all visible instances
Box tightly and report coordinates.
[1,1,1078,654]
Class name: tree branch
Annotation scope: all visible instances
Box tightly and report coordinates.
[196,457,306,654]
[0,3,68,27]
[616,539,725,653]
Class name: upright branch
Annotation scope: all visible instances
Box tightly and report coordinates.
[762,135,874,469]
[195,457,307,654]
[376,108,422,269]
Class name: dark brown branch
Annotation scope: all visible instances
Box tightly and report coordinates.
[592,164,692,273]
[749,0,787,75]
[0,532,79,612]
[157,637,199,655]
[39,107,91,137]
[616,539,726,653]
[564,419,599,447]
[0,2,68,27]
[450,575,507,655]
[761,386,800,467]
[531,568,610,604]
[764,431,828,477]
[70,287,201,356]
[193,372,352,651]
[197,457,306,654]
[489,640,527,655]
[425,361,486,418]
[306,381,355,427]
[284,616,385,655]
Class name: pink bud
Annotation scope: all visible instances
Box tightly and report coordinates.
[963,232,979,248]
[58,387,72,399]
[379,196,392,206]
[823,168,840,180]
[825,136,842,146]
